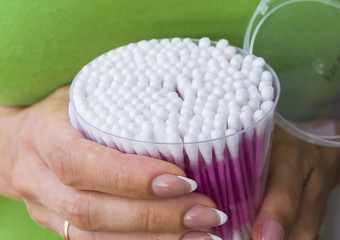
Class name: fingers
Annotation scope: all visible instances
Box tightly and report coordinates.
[22,98,189,198]
[25,201,221,240]
[252,143,307,240]
[289,166,330,239]
[25,163,225,233]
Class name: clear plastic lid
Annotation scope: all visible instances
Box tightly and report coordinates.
[244,0,340,146]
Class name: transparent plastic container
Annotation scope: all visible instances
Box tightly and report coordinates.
[69,42,280,240]
[244,0,340,147]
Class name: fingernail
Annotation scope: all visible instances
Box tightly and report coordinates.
[152,174,197,197]
[184,205,228,229]
[262,219,285,240]
[182,231,222,240]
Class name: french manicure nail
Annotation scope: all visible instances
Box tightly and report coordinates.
[182,231,222,240]
[152,174,197,197]
[262,219,285,240]
[184,205,228,229]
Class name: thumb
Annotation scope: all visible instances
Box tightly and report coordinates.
[252,143,308,240]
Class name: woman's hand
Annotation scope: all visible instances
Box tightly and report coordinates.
[0,86,226,240]
[252,126,340,240]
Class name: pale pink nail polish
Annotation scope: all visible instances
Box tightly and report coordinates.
[184,205,228,229]
[262,219,285,240]
[182,232,222,240]
[152,174,197,197]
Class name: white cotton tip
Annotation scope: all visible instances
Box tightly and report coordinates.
[249,91,261,103]
[227,100,240,109]
[241,105,253,114]
[140,121,154,140]
[202,123,214,134]
[216,39,229,49]
[218,69,228,79]
[253,109,265,123]
[248,99,261,111]
[218,98,228,108]
[192,77,204,90]
[227,66,237,75]
[233,80,244,91]
[212,48,223,59]
[167,133,184,168]
[198,37,211,48]
[224,92,235,102]
[197,88,209,99]
[208,58,219,69]
[261,70,273,83]
[215,110,228,122]
[127,122,140,136]
[118,115,131,128]
[120,129,135,154]
[225,128,239,159]
[224,46,237,59]
[222,82,234,92]
[184,134,199,163]
[252,57,265,68]
[260,85,275,101]
[254,109,266,135]
[247,84,258,94]
[214,118,227,132]
[235,89,249,106]
[230,56,242,70]
[202,107,215,119]
[187,126,200,140]
[228,115,242,131]
[233,71,245,80]
[166,124,179,136]
[178,122,189,138]
[240,111,254,138]
[240,111,253,129]
[258,80,270,92]
[156,107,169,121]
[211,129,225,161]
[243,54,254,63]
[229,107,241,116]
[249,70,261,85]
[198,133,213,164]
[261,100,275,114]
[166,102,179,112]
[204,100,217,110]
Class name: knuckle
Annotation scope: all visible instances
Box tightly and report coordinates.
[63,193,93,230]
[142,205,160,232]
[110,162,133,194]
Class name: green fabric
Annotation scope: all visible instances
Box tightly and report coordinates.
[0,196,59,239]
[0,0,259,106]
[0,0,259,239]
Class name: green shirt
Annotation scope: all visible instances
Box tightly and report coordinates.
[0,0,259,238]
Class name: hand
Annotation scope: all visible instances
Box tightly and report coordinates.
[252,126,340,240]
[0,86,226,240]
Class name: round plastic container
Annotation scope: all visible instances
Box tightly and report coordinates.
[244,0,340,147]
[69,40,280,240]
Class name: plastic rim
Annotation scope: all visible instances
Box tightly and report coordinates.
[244,0,340,147]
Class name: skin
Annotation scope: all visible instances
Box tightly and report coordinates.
[0,85,339,239]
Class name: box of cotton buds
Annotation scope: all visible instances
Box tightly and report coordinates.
[69,37,280,240]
